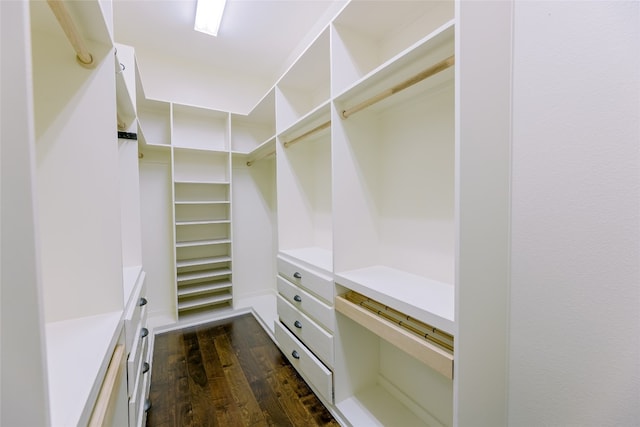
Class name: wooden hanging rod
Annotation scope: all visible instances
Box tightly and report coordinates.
[283,120,331,148]
[246,149,275,167]
[47,0,95,68]
[341,55,454,119]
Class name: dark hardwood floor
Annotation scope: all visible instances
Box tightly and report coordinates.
[146,313,340,427]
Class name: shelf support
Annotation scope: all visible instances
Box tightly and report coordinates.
[341,55,455,119]
[47,0,95,68]
[283,120,331,148]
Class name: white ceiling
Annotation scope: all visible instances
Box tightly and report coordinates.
[112,0,341,90]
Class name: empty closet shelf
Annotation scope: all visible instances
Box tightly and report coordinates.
[178,293,233,311]
[177,280,232,297]
[175,219,230,226]
[335,292,453,380]
[177,269,231,283]
[176,256,231,268]
[174,200,230,205]
[175,238,231,248]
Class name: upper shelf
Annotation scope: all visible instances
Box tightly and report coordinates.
[276,28,330,133]
[331,0,454,96]
[334,21,455,116]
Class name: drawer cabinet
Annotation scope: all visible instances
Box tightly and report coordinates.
[277,256,333,304]
[277,276,334,332]
[123,270,151,427]
[276,252,335,403]
[277,296,334,367]
[275,322,333,403]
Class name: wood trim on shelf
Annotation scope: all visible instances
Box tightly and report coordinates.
[335,294,453,380]
[87,344,125,427]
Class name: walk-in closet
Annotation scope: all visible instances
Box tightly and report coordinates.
[2,1,638,426]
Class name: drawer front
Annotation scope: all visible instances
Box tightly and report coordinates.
[127,306,148,394]
[277,276,334,332]
[277,256,333,304]
[125,276,148,352]
[128,338,150,427]
[277,296,333,368]
[275,321,333,403]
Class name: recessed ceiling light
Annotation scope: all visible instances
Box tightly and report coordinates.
[194,0,227,37]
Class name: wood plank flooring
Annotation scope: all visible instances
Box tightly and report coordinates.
[146,313,340,427]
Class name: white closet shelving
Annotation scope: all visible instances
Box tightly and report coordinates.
[230,90,279,332]
[171,109,233,317]
[329,2,456,426]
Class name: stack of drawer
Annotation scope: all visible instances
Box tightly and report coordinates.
[123,271,151,427]
[275,254,334,403]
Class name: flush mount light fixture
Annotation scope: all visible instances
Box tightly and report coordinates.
[194,0,227,37]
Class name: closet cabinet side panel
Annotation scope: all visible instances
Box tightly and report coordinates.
[455,1,512,425]
[31,29,123,322]
[139,155,177,322]
[0,1,50,425]
[231,157,277,299]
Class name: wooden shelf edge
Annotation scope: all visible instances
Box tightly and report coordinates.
[335,295,453,380]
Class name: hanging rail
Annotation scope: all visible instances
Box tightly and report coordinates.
[283,120,331,148]
[341,55,454,119]
[47,0,95,68]
[246,149,275,167]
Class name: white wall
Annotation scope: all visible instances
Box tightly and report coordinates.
[508,1,639,425]
[0,1,50,424]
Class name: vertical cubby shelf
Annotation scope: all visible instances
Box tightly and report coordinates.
[137,98,171,148]
[172,142,232,316]
[232,89,276,159]
[276,102,332,270]
[173,104,229,151]
[330,5,455,426]
[330,0,454,97]
[276,27,330,133]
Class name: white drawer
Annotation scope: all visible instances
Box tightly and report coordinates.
[124,273,147,352]
[128,339,150,427]
[127,306,148,395]
[275,321,333,403]
[277,256,333,304]
[277,276,334,332]
[277,295,333,368]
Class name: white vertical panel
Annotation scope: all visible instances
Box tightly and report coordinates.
[455,1,513,425]
[509,1,640,425]
[0,0,50,424]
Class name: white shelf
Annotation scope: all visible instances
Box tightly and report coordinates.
[177,268,232,283]
[336,384,430,427]
[178,293,233,311]
[279,247,333,275]
[177,280,232,297]
[172,145,229,154]
[175,219,230,226]
[46,311,123,427]
[278,100,331,142]
[175,238,232,248]
[174,200,229,205]
[176,256,231,268]
[335,266,454,335]
[174,180,230,185]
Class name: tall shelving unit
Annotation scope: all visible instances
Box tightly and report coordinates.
[171,106,233,317]
[330,2,455,426]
